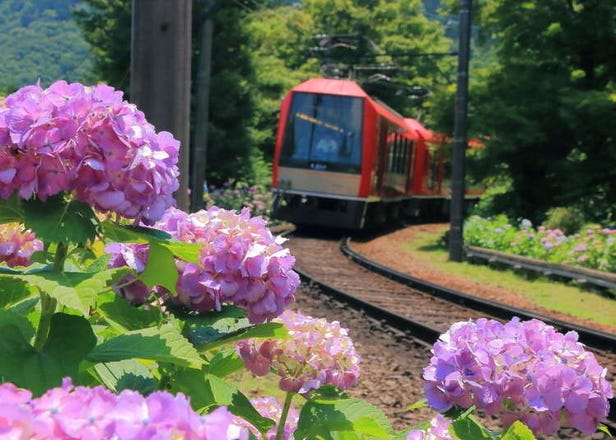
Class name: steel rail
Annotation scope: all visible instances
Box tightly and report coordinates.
[341,238,616,351]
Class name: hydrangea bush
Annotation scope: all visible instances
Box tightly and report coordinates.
[464,215,616,272]
[205,180,274,223]
[0,81,612,439]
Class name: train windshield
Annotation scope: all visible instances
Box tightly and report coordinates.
[280,92,363,173]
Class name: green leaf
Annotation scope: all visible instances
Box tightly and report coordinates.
[19,268,126,315]
[296,397,393,439]
[450,415,492,439]
[23,195,99,244]
[92,359,157,395]
[140,241,178,294]
[0,195,24,224]
[0,275,36,308]
[101,220,201,264]
[501,421,537,440]
[0,310,35,343]
[102,220,173,243]
[203,348,245,377]
[0,313,96,396]
[406,399,428,411]
[169,371,274,434]
[96,291,162,332]
[87,323,204,368]
[196,322,288,352]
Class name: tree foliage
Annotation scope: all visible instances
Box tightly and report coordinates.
[468,0,616,224]
[72,0,131,93]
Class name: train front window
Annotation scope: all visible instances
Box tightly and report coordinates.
[280,92,363,173]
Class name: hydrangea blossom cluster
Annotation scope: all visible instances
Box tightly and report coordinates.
[237,309,361,395]
[106,206,299,323]
[423,317,613,436]
[0,222,43,267]
[0,378,246,439]
[405,415,453,440]
[0,80,180,224]
[233,397,299,440]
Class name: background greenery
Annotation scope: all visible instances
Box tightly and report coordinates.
[1,0,614,227]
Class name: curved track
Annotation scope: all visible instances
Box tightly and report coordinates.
[285,231,616,434]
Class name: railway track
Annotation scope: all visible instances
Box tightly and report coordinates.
[285,231,616,438]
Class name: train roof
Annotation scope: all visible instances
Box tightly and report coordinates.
[291,78,367,97]
[291,78,414,133]
[404,118,435,142]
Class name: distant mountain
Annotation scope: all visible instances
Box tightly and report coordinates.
[0,0,93,93]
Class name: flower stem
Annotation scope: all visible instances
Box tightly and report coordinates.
[34,292,57,351]
[53,242,68,272]
[275,391,294,440]
[34,242,65,351]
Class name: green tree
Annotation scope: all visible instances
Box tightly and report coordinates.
[469,0,616,224]
[72,0,131,92]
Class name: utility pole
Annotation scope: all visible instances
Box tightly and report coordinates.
[448,0,472,262]
[190,0,216,212]
[130,0,192,212]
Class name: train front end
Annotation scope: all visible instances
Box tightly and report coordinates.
[271,79,374,229]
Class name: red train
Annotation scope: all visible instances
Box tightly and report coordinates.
[271,77,469,229]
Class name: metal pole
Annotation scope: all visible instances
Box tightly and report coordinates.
[190,1,215,212]
[448,0,472,261]
[130,0,192,212]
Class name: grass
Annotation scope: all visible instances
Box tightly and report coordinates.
[401,228,616,329]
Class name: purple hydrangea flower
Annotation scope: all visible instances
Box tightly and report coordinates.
[106,206,299,323]
[0,80,180,224]
[423,317,613,436]
[237,309,361,396]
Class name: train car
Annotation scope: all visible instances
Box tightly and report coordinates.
[271,77,451,229]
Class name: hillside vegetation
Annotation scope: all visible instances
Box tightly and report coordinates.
[0,0,93,92]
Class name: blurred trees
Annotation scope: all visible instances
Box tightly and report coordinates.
[465,0,616,224]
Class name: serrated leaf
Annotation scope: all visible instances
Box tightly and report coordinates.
[23,195,98,244]
[203,348,245,377]
[450,415,492,439]
[296,397,393,439]
[87,323,204,368]
[0,275,36,308]
[19,268,127,315]
[101,220,201,264]
[140,241,178,294]
[168,371,274,434]
[93,359,157,395]
[501,421,537,440]
[196,322,288,352]
[0,195,24,223]
[0,313,96,396]
[96,291,162,332]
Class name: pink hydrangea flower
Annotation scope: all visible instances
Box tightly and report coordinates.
[423,317,613,436]
[0,80,180,224]
[237,309,361,396]
[0,222,43,267]
[106,206,299,323]
[0,378,247,439]
[233,396,299,440]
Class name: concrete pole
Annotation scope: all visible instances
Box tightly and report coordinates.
[130,0,192,212]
